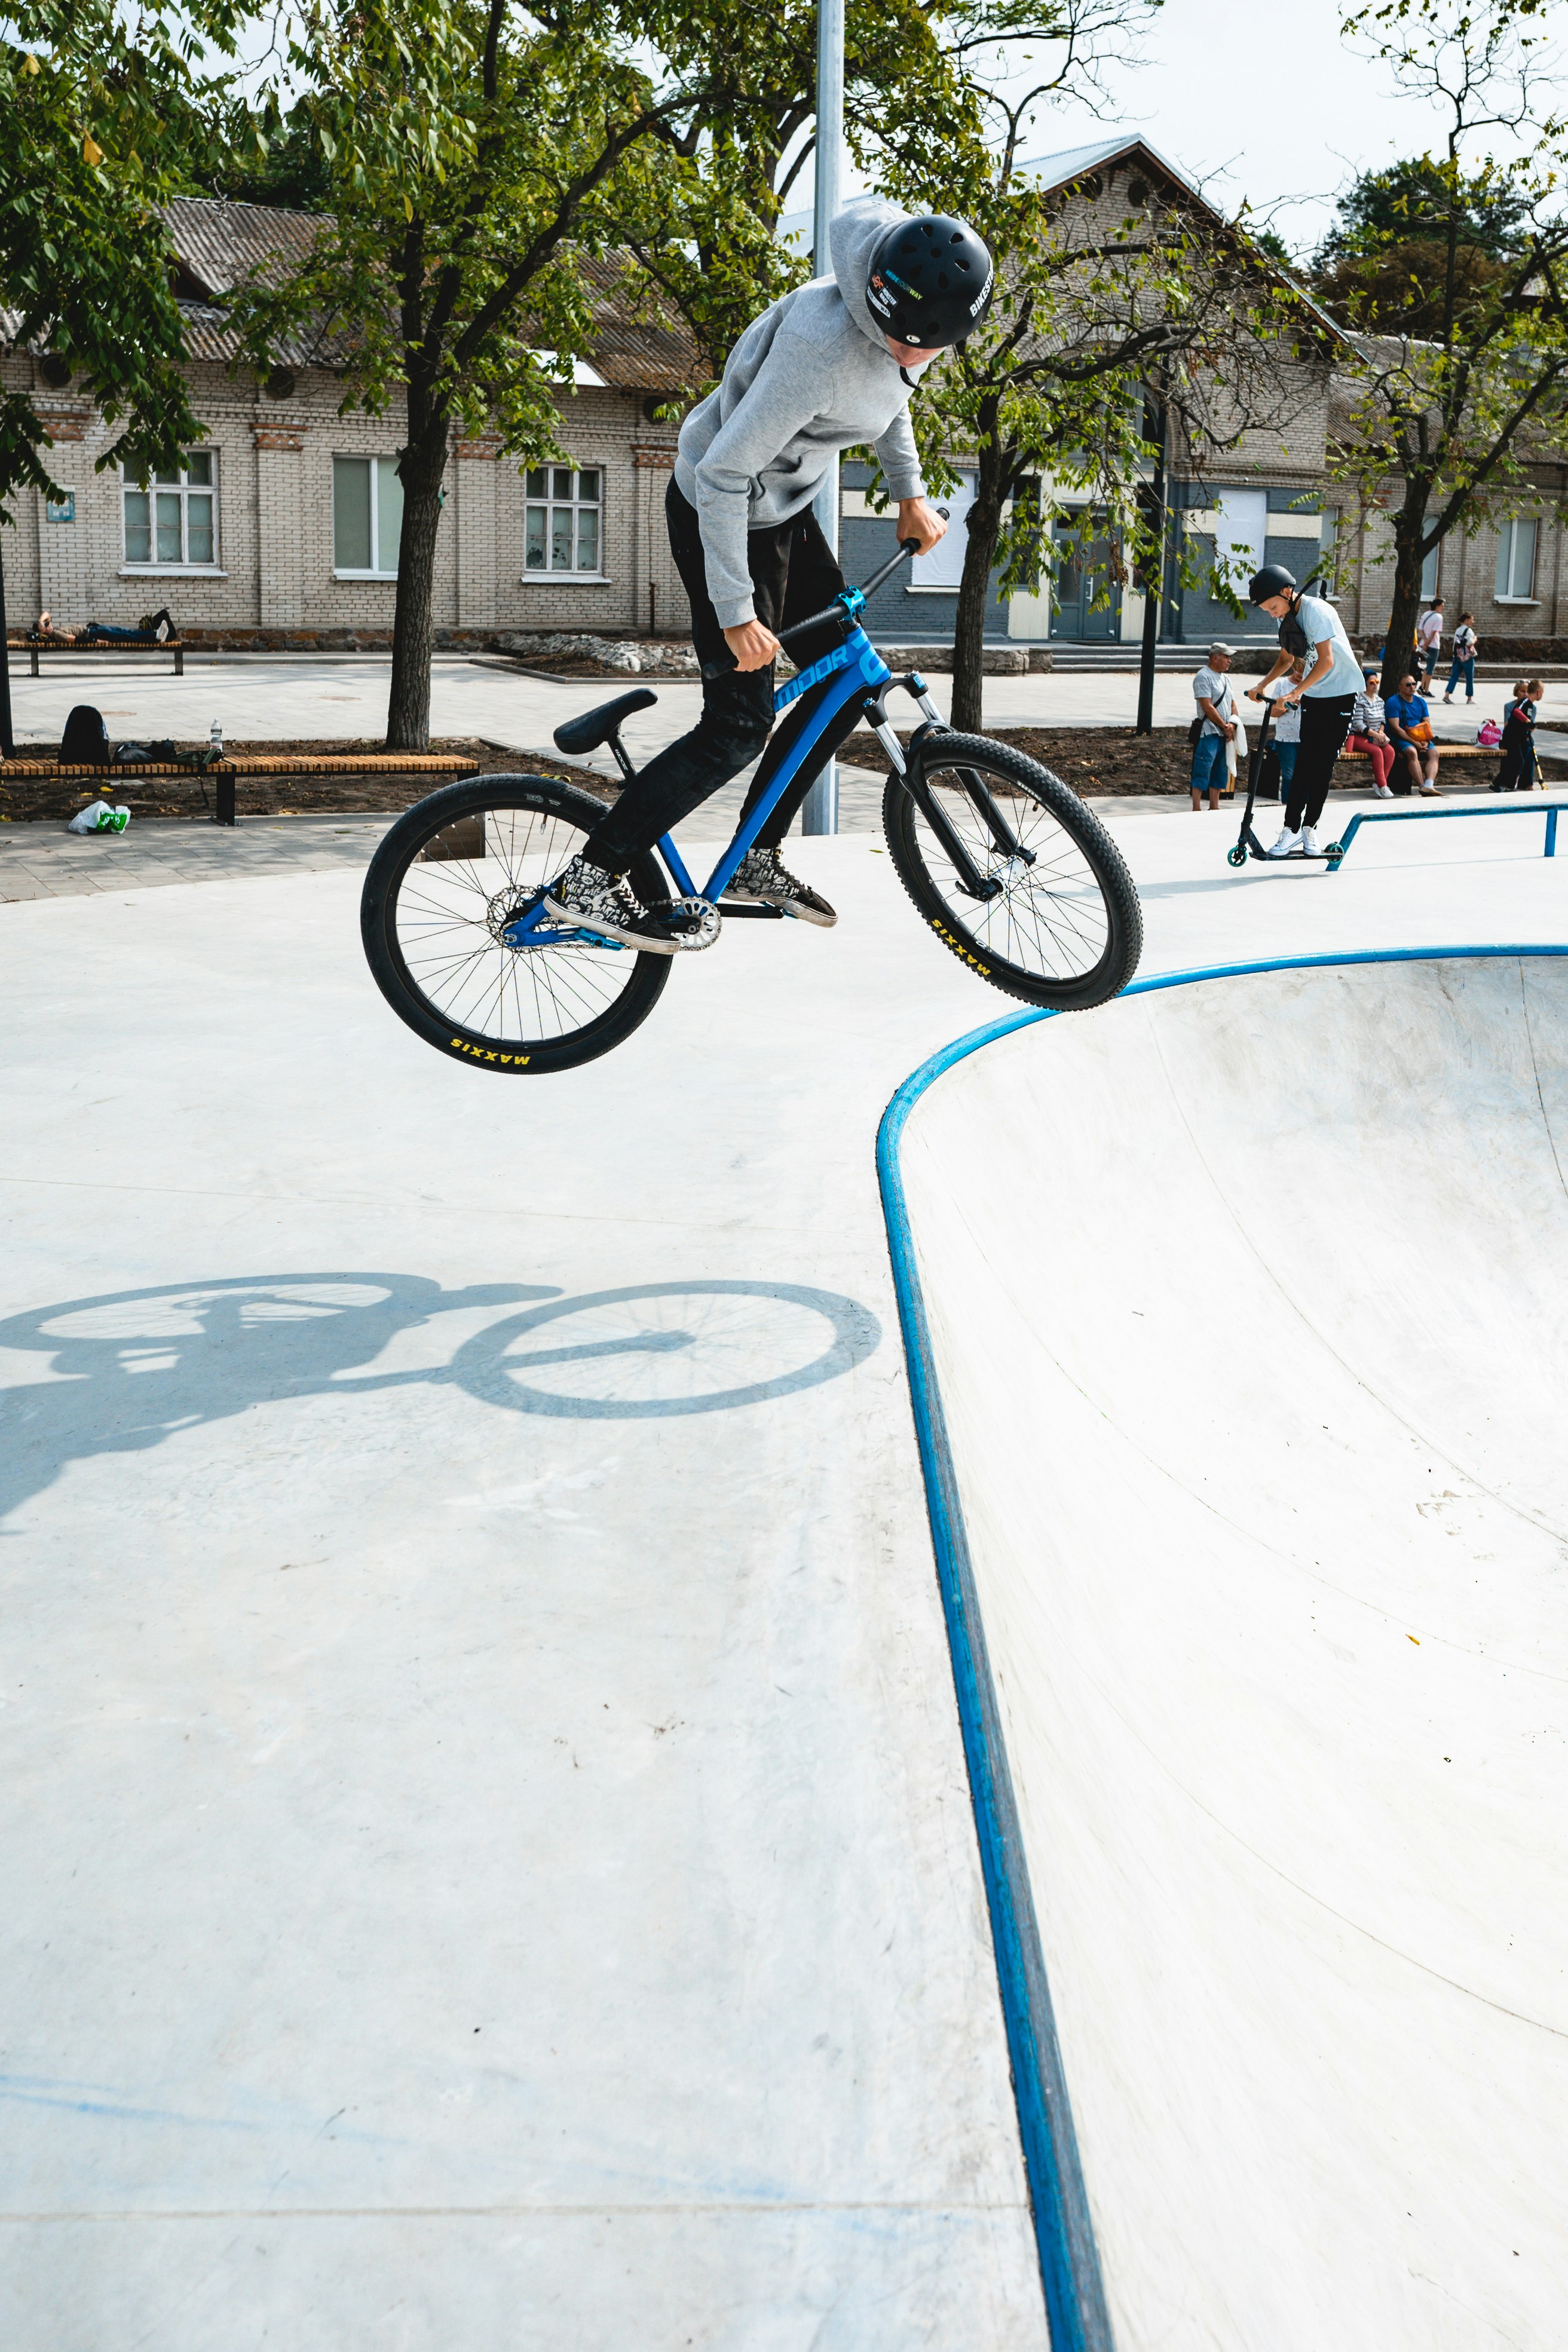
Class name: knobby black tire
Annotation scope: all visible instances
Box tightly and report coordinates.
[883,734,1143,1009]
[361,774,672,1074]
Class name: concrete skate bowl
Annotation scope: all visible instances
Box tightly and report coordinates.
[881,950,1568,2352]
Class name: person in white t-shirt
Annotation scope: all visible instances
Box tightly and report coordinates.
[1417,598,1444,684]
[1245,564,1363,856]
[1190,642,1236,810]
[1443,612,1478,704]
[1259,657,1305,804]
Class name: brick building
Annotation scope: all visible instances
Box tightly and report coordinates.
[1322,372,1568,659]
[0,200,692,654]
[7,168,1557,660]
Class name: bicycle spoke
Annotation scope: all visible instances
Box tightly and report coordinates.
[915,764,1112,985]
[390,794,645,1047]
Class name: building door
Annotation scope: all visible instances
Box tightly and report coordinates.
[1049,516,1121,639]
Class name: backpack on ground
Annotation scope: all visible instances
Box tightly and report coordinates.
[60,704,111,762]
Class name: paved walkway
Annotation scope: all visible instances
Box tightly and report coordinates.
[7,650,1552,762]
[0,781,1424,904]
[4,652,1550,906]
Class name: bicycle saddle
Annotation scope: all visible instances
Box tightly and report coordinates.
[553,688,657,755]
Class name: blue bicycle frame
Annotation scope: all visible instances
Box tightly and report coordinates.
[655,621,894,906]
[503,564,941,952]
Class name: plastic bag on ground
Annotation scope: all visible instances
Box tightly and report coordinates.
[67,801,130,835]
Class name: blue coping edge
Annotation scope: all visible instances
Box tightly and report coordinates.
[876,940,1568,2352]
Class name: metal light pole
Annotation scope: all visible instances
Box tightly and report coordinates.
[1135,390,1168,737]
[802,0,844,837]
[0,526,15,760]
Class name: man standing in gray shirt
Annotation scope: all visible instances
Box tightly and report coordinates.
[546,200,994,951]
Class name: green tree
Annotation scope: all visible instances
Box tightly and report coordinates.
[1324,9,1568,692]
[618,0,990,381]
[875,128,1319,728]
[228,0,770,750]
[1313,157,1530,333]
[1,0,238,748]
[209,96,335,212]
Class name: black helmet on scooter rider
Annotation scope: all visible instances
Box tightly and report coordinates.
[866,215,996,349]
[1248,562,1298,606]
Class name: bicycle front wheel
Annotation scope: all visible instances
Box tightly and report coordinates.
[884,734,1142,1009]
[360,774,672,1074]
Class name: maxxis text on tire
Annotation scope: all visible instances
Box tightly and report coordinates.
[881,734,1143,1009]
[360,774,672,1074]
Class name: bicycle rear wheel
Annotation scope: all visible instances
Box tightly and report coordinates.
[360,774,672,1074]
[884,734,1143,1008]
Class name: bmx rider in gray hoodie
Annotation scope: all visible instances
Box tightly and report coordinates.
[545,198,994,951]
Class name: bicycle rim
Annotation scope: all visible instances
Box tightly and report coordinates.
[887,736,1141,1007]
[368,781,669,1068]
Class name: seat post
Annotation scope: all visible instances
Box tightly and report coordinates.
[607,731,637,785]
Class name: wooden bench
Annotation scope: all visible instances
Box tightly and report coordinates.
[6,636,186,676]
[1342,742,1499,758]
[0,752,480,824]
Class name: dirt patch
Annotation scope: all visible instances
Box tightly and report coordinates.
[841,725,1568,795]
[0,737,611,823]
[843,726,1199,795]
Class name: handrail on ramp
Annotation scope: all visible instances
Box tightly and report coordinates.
[1326,797,1565,870]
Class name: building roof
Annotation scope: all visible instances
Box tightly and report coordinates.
[1017,136,1348,348]
[1016,134,1202,200]
[2,196,699,392]
[162,195,322,304]
[569,253,699,394]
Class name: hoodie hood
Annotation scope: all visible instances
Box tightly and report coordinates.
[673,192,929,627]
[829,195,912,352]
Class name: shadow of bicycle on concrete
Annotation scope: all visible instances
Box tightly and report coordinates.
[0,1272,882,1527]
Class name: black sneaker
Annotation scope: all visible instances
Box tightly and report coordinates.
[543,855,680,954]
[727,847,837,927]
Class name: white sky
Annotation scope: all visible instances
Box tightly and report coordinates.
[228,0,1550,265]
[1000,0,1519,256]
[803,0,1554,262]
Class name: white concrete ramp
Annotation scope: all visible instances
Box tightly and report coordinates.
[898,954,1568,2350]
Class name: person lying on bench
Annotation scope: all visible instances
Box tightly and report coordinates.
[31,611,76,642]
[79,608,176,644]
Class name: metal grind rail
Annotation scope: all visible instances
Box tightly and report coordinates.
[1326,797,1568,870]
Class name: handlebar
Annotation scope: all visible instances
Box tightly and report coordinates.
[773,537,921,652]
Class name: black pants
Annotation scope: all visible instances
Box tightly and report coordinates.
[584,481,847,875]
[1284,693,1356,831]
[1492,724,1535,789]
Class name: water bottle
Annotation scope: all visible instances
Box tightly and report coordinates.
[210,719,223,758]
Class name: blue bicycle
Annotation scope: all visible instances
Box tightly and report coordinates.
[361,539,1143,1073]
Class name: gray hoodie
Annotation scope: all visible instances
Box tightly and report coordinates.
[675,196,929,629]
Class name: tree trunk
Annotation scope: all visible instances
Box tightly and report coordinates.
[950,428,1008,733]
[0,520,14,759]
[1377,485,1430,703]
[385,423,451,751]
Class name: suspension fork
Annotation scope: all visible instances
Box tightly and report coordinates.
[955,765,1034,862]
[898,724,1036,901]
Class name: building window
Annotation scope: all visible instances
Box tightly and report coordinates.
[525,467,602,574]
[333,455,404,577]
[1496,517,1537,602]
[123,451,218,567]
[911,474,974,589]
[1420,534,1440,601]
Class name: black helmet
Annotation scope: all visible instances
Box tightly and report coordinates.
[866,215,995,349]
[1248,562,1297,605]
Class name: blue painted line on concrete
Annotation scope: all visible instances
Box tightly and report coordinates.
[877,942,1568,2350]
